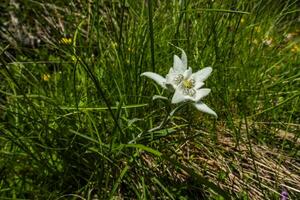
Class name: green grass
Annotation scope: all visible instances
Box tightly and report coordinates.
[0,0,299,199]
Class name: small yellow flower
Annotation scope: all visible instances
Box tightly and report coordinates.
[291,44,300,53]
[71,55,77,62]
[59,37,72,45]
[240,18,245,24]
[128,47,134,52]
[42,74,51,81]
[111,42,118,49]
[254,26,261,33]
[252,39,258,45]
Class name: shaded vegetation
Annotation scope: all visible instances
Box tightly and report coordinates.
[0,0,299,199]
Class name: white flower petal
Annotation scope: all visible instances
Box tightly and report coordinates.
[194,102,217,118]
[195,88,211,102]
[165,69,175,83]
[194,82,205,90]
[141,72,167,89]
[183,67,193,79]
[168,67,175,74]
[165,71,180,89]
[192,67,212,82]
[181,49,187,69]
[171,87,187,104]
[173,55,185,72]
[184,96,195,102]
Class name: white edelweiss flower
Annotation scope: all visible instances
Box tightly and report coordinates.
[141,49,188,91]
[141,48,217,117]
[171,66,217,118]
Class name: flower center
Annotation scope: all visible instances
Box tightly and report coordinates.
[182,79,195,89]
[181,78,196,97]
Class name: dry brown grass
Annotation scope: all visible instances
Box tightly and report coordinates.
[181,121,299,199]
[141,120,299,199]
